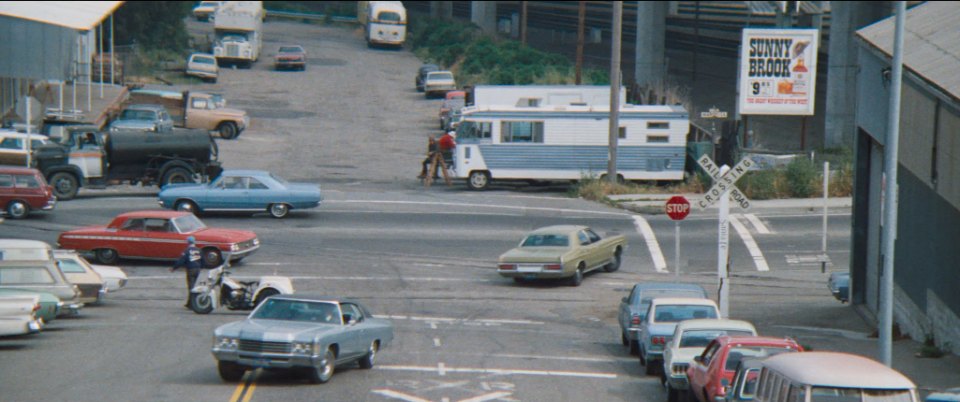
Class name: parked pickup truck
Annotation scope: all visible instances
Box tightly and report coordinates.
[126,90,249,139]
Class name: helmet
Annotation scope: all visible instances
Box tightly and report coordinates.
[187,236,196,244]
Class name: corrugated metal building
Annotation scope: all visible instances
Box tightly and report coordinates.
[0,1,122,124]
[852,1,960,353]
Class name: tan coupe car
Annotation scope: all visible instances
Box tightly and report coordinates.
[497,225,626,286]
[53,250,106,305]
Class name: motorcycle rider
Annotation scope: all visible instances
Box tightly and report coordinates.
[170,236,202,308]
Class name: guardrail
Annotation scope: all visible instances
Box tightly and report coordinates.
[264,9,358,24]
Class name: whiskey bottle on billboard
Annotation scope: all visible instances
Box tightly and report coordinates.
[791,58,809,95]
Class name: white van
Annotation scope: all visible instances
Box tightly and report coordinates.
[755,352,917,402]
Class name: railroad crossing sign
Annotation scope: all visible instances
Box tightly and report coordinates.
[696,155,753,210]
[665,196,691,221]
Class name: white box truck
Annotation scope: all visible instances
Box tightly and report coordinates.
[212,1,264,68]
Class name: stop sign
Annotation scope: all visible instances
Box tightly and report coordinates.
[665,196,691,221]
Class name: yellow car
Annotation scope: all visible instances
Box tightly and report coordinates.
[497,225,626,286]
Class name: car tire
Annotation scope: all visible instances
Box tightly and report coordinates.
[604,247,622,272]
[467,171,490,191]
[175,200,199,214]
[202,247,222,267]
[6,200,29,219]
[307,348,336,384]
[268,203,289,219]
[568,265,584,287]
[621,331,629,346]
[645,359,658,376]
[218,122,238,140]
[190,292,214,314]
[512,277,526,284]
[49,171,80,201]
[218,361,245,382]
[667,385,679,402]
[161,167,194,187]
[95,248,119,265]
[630,340,639,356]
[638,346,647,366]
[254,288,279,307]
[358,341,378,369]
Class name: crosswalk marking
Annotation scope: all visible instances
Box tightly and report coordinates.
[633,215,667,273]
[728,215,770,271]
[742,213,773,234]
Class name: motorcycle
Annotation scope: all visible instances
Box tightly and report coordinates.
[188,258,294,315]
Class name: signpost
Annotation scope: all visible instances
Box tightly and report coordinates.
[665,196,691,277]
[696,155,754,317]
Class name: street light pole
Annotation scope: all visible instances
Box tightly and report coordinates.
[607,1,622,183]
[879,0,906,368]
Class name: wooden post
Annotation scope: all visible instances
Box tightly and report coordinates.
[576,1,585,84]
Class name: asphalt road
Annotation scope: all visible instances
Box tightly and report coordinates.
[0,18,872,402]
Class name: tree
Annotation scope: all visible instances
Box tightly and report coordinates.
[114,1,193,53]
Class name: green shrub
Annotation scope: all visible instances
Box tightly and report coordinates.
[785,157,817,198]
[739,170,781,200]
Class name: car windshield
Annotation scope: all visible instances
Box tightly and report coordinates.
[56,258,88,273]
[172,214,207,233]
[222,35,247,43]
[251,299,341,323]
[279,46,303,53]
[679,330,755,348]
[119,109,157,121]
[724,346,798,371]
[375,11,403,23]
[192,55,216,65]
[653,305,718,322]
[521,234,569,247]
[429,72,453,80]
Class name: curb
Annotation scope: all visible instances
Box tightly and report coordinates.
[606,194,852,214]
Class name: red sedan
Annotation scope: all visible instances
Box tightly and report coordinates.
[58,210,259,267]
[686,336,802,402]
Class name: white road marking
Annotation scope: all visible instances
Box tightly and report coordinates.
[328,200,629,217]
[728,215,770,271]
[459,392,514,402]
[371,389,432,402]
[438,362,447,376]
[632,215,667,273]
[742,213,772,234]
[430,322,438,330]
[434,338,442,347]
[377,365,617,379]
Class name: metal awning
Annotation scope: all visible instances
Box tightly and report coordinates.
[0,1,122,31]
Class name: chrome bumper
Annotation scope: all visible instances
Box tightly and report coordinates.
[213,349,320,369]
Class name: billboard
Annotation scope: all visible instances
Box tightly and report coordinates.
[738,28,819,116]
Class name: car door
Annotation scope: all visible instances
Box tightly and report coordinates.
[141,218,184,258]
[207,176,247,210]
[689,340,722,401]
[576,229,603,269]
[339,303,367,358]
[67,131,106,179]
[12,174,43,207]
[619,286,638,332]
[245,176,273,210]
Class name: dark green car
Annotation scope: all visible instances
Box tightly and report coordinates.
[0,288,61,324]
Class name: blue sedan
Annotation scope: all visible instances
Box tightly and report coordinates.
[158,170,322,218]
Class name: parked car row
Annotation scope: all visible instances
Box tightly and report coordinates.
[0,239,128,338]
[613,280,919,402]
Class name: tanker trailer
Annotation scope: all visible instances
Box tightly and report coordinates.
[38,127,222,200]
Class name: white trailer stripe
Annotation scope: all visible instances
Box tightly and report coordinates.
[376,365,617,379]
[729,215,770,271]
[743,213,772,234]
[632,215,667,272]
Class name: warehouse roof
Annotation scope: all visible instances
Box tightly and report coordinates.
[857,1,960,101]
[0,1,123,31]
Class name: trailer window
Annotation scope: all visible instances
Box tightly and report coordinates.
[648,122,670,129]
[458,121,491,140]
[501,121,543,143]
[647,135,670,143]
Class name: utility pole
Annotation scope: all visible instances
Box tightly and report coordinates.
[576,1,585,84]
[880,0,906,368]
[607,1,622,183]
[521,1,528,45]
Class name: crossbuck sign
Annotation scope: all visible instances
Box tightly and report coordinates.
[696,155,754,210]
[696,155,754,318]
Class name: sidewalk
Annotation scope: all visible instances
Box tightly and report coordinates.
[607,193,851,213]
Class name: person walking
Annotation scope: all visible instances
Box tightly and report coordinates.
[170,236,202,308]
[438,130,456,166]
[418,135,438,179]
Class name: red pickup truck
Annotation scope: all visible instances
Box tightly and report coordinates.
[686,336,802,402]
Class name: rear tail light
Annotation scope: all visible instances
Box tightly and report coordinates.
[630,315,640,326]
[652,336,666,345]
[498,264,515,270]
[544,264,562,271]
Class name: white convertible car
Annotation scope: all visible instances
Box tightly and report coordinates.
[661,318,757,402]
[0,294,43,337]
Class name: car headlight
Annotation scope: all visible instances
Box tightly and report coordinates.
[253,238,260,246]
[230,244,240,251]
[292,343,311,354]
[215,336,238,349]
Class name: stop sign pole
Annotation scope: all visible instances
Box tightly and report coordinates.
[665,196,691,277]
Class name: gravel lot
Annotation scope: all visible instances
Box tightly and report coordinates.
[185,18,439,190]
